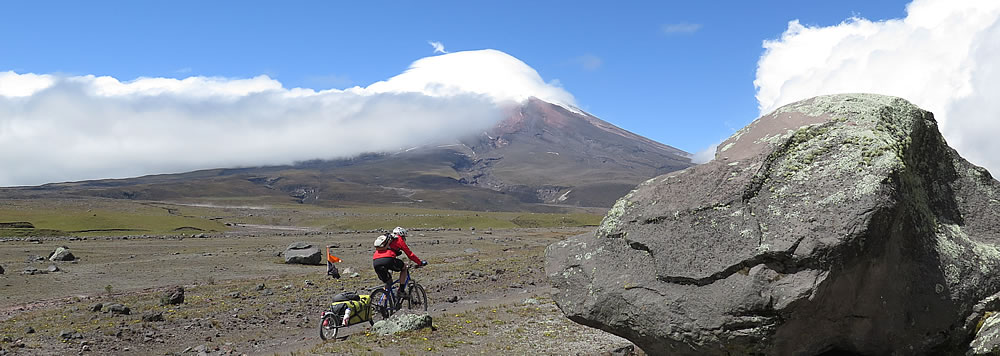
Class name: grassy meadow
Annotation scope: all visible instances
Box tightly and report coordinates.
[0,198,604,237]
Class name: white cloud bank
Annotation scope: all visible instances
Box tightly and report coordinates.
[755,0,1000,175]
[0,49,576,186]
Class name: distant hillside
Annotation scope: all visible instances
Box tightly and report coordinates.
[1,99,692,211]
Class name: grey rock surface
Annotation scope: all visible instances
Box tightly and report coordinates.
[371,313,433,335]
[546,94,1000,355]
[971,312,1000,355]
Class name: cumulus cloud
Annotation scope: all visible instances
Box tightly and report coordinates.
[755,0,1000,175]
[428,41,448,54]
[662,22,703,35]
[0,49,574,186]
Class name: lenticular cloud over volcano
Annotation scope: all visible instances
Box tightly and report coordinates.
[362,49,577,109]
[0,50,573,186]
[754,0,1000,176]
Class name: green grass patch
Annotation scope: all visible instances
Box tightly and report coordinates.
[0,200,227,236]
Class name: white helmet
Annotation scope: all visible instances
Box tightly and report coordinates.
[392,226,407,237]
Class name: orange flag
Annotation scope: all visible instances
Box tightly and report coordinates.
[327,246,342,263]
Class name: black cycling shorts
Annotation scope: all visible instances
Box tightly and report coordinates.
[373,257,404,285]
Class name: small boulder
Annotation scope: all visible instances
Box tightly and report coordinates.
[105,303,130,315]
[283,243,322,265]
[48,246,75,261]
[90,303,103,312]
[24,327,34,334]
[58,330,82,339]
[0,265,4,274]
[22,267,39,275]
[160,286,184,306]
[142,312,165,322]
[46,265,59,273]
[371,313,433,335]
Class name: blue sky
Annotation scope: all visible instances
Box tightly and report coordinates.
[0,1,908,152]
[9,0,1000,186]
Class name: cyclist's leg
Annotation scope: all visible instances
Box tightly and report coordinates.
[390,258,407,296]
[373,257,396,287]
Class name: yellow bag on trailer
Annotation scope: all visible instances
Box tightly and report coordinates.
[330,294,372,325]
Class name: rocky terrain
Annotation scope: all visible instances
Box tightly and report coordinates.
[547,94,1000,355]
[0,227,638,355]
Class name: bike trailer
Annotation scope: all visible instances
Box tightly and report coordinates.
[330,294,372,324]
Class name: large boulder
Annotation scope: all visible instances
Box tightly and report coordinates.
[283,242,322,265]
[48,246,75,261]
[546,94,1000,355]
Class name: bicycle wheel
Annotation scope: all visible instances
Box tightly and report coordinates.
[406,283,428,312]
[369,289,393,322]
[319,313,339,341]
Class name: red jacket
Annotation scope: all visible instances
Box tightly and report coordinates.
[372,234,422,265]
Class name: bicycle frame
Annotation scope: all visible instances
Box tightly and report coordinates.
[373,265,416,312]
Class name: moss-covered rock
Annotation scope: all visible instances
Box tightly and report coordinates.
[546,94,1000,355]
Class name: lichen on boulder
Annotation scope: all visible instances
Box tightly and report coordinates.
[546,94,1000,355]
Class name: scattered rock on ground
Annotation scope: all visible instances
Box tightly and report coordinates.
[90,303,103,312]
[160,286,184,305]
[58,330,82,339]
[0,265,4,274]
[283,242,322,265]
[371,313,433,335]
[142,312,165,322]
[22,267,39,275]
[464,248,479,254]
[547,94,1000,355]
[48,246,75,261]
[105,303,130,315]
[46,265,59,273]
[23,327,34,334]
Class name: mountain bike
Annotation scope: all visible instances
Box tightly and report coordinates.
[369,264,428,321]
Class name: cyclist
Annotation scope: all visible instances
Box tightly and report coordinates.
[372,227,427,297]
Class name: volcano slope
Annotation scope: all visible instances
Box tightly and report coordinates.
[2,98,691,212]
[546,93,1000,355]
